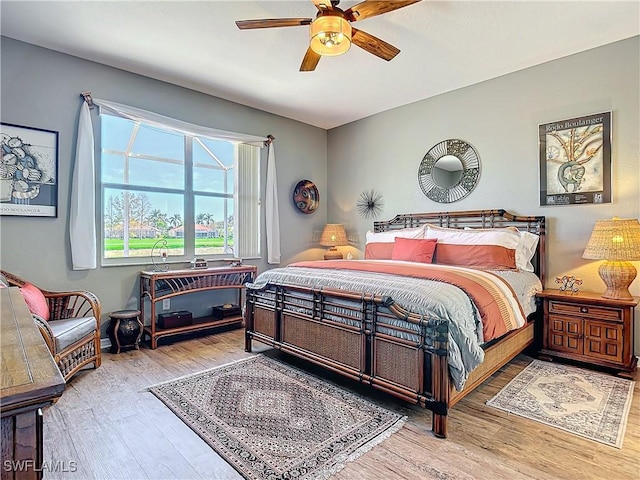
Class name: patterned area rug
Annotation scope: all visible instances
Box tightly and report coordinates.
[148,355,406,479]
[487,360,634,448]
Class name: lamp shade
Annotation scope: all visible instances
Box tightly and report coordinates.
[309,15,352,57]
[582,218,640,261]
[319,224,348,247]
[582,217,640,300]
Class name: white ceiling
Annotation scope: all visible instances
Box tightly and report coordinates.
[1,1,638,129]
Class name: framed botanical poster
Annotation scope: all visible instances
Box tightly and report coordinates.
[0,123,58,217]
[539,112,611,206]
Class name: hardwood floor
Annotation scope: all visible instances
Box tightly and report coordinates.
[43,329,640,479]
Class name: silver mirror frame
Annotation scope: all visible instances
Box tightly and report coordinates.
[418,139,481,203]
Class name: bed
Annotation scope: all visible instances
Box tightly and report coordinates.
[244,209,546,438]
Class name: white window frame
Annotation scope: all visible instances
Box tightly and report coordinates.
[97,108,261,267]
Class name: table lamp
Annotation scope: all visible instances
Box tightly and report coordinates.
[582,217,640,300]
[319,224,348,260]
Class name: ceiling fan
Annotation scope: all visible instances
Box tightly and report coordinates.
[236,0,422,71]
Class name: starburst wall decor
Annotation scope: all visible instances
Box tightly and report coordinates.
[357,189,384,219]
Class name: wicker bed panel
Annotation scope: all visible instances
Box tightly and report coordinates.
[282,314,362,370]
[373,337,423,393]
[254,307,275,339]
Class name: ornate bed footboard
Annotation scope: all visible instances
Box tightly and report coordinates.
[245,285,452,436]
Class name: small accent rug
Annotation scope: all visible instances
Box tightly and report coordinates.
[486,360,634,448]
[148,355,406,479]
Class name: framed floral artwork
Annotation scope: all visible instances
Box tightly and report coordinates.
[1,122,58,217]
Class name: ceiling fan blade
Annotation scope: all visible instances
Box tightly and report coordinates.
[345,0,421,22]
[311,0,334,11]
[236,18,312,30]
[351,28,400,61]
[300,47,321,72]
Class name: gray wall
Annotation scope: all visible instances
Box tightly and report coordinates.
[2,36,639,353]
[327,36,640,353]
[0,37,327,336]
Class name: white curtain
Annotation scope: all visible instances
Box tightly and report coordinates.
[266,142,281,264]
[70,101,97,270]
[92,98,266,147]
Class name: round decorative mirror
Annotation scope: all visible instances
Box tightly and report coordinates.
[418,139,481,203]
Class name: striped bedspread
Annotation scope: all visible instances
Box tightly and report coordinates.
[247,260,529,390]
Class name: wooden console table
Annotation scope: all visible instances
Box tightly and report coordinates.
[1,288,65,480]
[139,265,257,349]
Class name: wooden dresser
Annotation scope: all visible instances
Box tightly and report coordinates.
[1,288,65,480]
[536,289,638,377]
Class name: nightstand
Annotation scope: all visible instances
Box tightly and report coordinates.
[536,290,638,377]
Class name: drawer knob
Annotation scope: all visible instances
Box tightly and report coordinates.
[580,306,588,313]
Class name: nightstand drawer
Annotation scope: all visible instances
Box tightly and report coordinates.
[548,300,622,322]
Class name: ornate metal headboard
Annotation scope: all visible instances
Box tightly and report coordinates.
[373,209,546,286]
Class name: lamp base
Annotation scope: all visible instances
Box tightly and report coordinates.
[324,246,343,260]
[599,261,637,300]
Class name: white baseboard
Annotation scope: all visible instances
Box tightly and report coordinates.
[100,338,112,352]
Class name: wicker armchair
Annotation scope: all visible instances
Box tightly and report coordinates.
[1,270,102,382]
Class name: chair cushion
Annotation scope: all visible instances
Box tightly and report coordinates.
[20,282,50,320]
[49,317,97,352]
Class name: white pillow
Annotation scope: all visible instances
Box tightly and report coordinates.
[426,225,520,249]
[365,226,425,244]
[517,230,539,272]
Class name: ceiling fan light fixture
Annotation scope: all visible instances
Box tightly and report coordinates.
[309,15,351,56]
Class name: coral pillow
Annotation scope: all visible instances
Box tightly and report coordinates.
[434,244,517,270]
[464,226,539,272]
[364,242,395,260]
[425,225,519,270]
[391,238,437,263]
[20,282,50,320]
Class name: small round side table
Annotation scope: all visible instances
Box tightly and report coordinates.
[108,309,143,354]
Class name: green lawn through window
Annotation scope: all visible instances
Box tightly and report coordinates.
[104,238,230,251]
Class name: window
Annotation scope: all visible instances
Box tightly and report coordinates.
[99,113,260,265]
